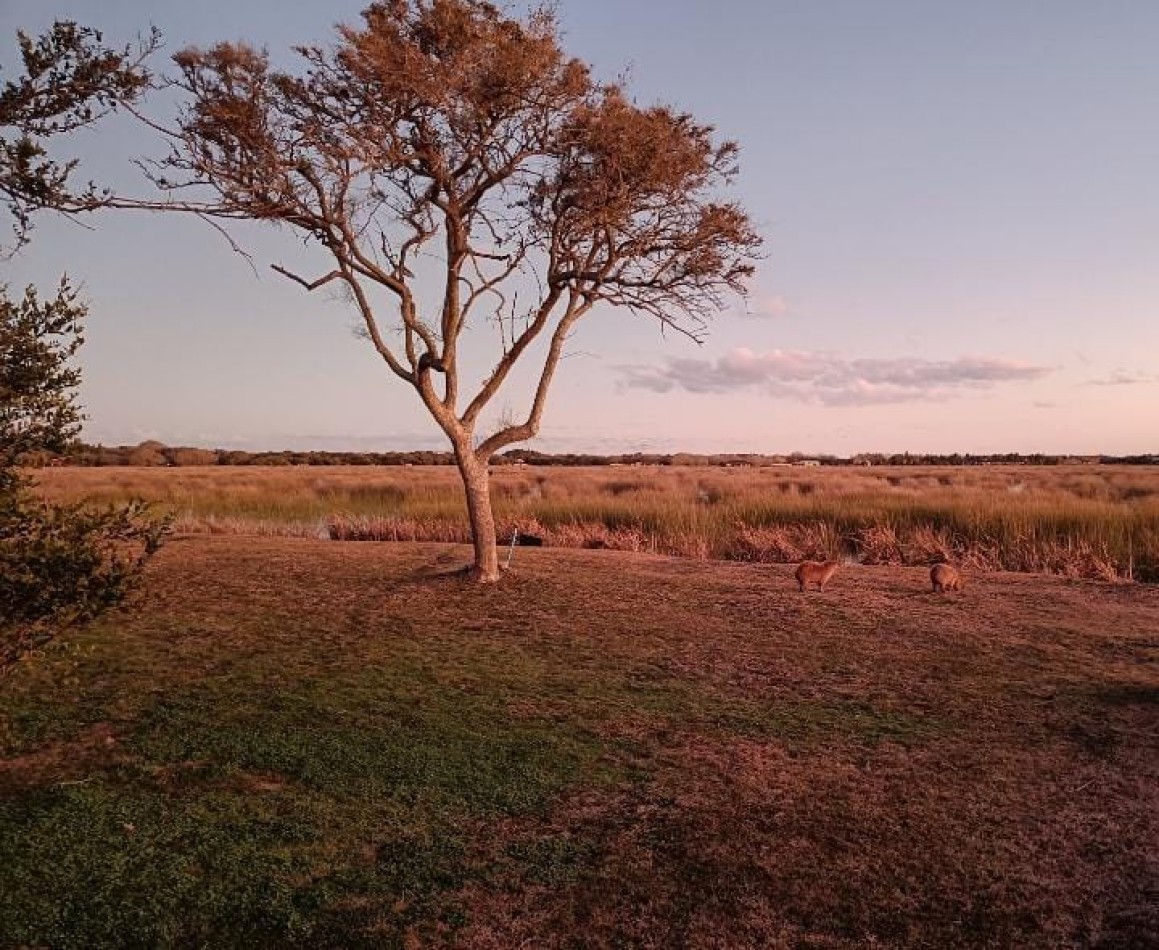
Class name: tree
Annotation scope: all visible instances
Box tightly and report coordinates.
[142,0,761,581]
[0,280,167,667]
[0,279,83,494]
[0,277,169,670]
[1,22,163,668]
[1,20,156,250]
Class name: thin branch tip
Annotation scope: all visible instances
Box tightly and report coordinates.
[270,263,342,291]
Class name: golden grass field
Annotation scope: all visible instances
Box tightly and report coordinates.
[33,463,1159,581]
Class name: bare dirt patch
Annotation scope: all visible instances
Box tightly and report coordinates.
[0,722,123,793]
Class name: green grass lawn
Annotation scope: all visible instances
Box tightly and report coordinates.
[2,537,1157,947]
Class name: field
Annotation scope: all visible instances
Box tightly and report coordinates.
[33,463,1159,581]
[2,535,1158,947]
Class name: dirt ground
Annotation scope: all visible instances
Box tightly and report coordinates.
[3,536,1157,948]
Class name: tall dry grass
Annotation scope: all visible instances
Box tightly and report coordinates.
[32,464,1159,581]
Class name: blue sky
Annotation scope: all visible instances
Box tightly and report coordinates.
[2,1,1156,454]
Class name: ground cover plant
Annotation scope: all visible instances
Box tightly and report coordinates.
[34,462,1159,581]
[1,535,1157,946]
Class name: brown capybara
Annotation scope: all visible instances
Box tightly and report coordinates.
[796,560,839,592]
[931,562,963,592]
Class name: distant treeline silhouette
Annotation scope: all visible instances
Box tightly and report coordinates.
[25,442,1158,468]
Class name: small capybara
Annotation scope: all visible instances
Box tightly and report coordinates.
[930,562,963,592]
[795,559,839,592]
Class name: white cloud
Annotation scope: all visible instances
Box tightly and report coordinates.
[617,348,1052,406]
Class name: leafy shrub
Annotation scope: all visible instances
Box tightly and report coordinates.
[1,495,167,667]
[1,282,167,669]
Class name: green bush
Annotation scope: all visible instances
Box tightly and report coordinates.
[0,495,167,666]
[1,282,167,668]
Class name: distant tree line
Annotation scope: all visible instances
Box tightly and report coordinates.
[30,442,1158,469]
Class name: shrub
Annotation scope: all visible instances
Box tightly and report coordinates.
[1,282,168,669]
[1,497,168,667]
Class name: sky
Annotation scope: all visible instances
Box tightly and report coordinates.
[2,1,1156,455]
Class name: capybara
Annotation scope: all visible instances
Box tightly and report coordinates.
[931,562,963,592]
[796,560,839,592]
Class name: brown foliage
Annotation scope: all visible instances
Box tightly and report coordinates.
[162,1,760,384]
[33,464,1159,582]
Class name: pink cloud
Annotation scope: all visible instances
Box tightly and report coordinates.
[617,348,1051,406]
[1085,371,1159,386]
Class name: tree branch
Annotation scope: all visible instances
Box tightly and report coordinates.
[474,295,592,460]
[461,282,564,428]
[270,264,342,291]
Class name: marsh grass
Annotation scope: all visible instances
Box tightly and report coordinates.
[34,464,1159,580]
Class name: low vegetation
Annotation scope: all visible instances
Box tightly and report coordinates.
[34,463,1159,581]
[1,19,163,668]
[1,282,166,669]
[2,537,1156,946]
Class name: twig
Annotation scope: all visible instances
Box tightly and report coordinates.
[270,264,342,291]
[194,213,257,275]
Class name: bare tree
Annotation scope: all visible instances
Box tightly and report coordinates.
[145,0,762,581]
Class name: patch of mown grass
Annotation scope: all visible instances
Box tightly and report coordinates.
[0,782,318,948]
[0,619,942,946]
[502,834,601,887]
[129,671,605,814]
[1045,678,1159,761]
[0,695,99,756]
[1090,681,1159,707]
[701,698,944,746]
[5,536,1156,946]
[1,655,613,947]
[0,640,115,756]
[1,774,496,948]
[553,670,946,748]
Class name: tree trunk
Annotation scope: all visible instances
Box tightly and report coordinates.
[455,448,501,582]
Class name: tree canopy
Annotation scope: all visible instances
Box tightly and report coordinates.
[0,280,83,487]
[0,20,155,251]
[1,20,163,664]
[140,1,761,579]
[157,0,759,430]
